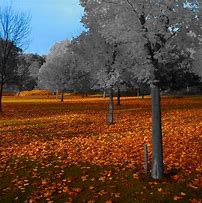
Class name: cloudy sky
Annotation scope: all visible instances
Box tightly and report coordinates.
[0,0,85,55]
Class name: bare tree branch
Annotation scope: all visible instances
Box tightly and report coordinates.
[0,5,31,112]
[125,0,138,14]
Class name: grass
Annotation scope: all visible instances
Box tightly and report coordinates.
[0,95,202,203]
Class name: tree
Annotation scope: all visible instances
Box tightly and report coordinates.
[15,54,32,95]
[0,40,20,92]
[80,0,202,179]
[193,48,202,81]
[72,71,92,97]
[26,54,45,84]
[152,46,202,93]
[72,30,124,124]
[38,40,77,102]
[15,54,45,95]
[0,5,30,112]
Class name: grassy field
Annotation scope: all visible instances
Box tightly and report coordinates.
[0,95,202,203]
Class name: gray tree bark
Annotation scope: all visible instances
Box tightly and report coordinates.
[144,144,148,175]
[186,85,190,93]
[137,88,140,97]
[117,87,121,106]
[0,81,3,113]
[61,89,64,102]
[151,82,163,179]
[141,89,145,99]
[103,89,106,99]
[108,86,114,124]
[56,89,59,99]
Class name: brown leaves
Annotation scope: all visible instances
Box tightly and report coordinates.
[81,175,88,181]
[0,96,202,202]
[132,173,139,180]
[189,198,202,203]
[171,175,181,182]
[187,177,202,189]
[173,195,184,201]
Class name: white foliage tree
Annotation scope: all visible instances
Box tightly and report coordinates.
[80,0,202,179]
[38,40,76,101]
[72,29,131,123]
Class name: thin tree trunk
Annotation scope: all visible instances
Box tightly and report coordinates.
[117,87,121,106]
[61,89,64,102]
[151,82,163,179]
[108,86,114,124]
[137,88,140,97]
[0,82,3,113]
[144,144,148,175]
[17,88,21,96]
[56,89,59,99]
[103,89,106,99]
[141,89,145,99]
[186,85,189,93]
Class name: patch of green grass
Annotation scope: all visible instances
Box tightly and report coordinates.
[0,158,201,203]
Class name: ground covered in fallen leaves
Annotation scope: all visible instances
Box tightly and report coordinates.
[0,95,202,203]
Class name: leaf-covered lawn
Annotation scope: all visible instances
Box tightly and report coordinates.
[0,96,202,203]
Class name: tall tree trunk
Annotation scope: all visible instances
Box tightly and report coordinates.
[117,87,121,106]
[151,82,163,179]
[0,82,3,113]
[108,86,114,124]
[61,89,64,102]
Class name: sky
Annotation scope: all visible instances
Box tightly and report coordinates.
[0,0,85,55]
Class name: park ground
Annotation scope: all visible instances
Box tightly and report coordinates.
[0,95,202,203]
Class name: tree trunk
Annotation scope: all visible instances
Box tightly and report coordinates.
[137,88,140,97]
[103,89,106,99]
[56,89,59,99]
[151,82,163,179]
[108,86,114,124]
[17,88,22,96]
[141,89,145,99]
[61,90,64,102]
[0,82,3,113]
[186,85,190,93]
[117,87,121,106]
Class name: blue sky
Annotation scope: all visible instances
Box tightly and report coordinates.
[0,0,85,55]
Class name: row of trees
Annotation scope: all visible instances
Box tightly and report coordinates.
[38,40,91,101]
[37,0,202,179]
[74,0,202,179]
[0,6,29,112]
[1,1,202,179]
[0,6,46,111]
